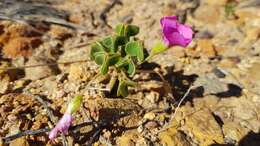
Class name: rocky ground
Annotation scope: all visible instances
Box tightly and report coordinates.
[0,0,260,146]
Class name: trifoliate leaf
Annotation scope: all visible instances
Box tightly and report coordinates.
[125,25,139,37]
[90,42,105,60]
[115,24,125,36]
[125,41,144,62]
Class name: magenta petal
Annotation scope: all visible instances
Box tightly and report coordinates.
[160,16,177,29]
[49,113,73,140]
[177,24,193,43]
[160,16,193,47]
[165,31,186,47]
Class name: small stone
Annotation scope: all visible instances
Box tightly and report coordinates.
[196,39,217,58]
[146,91,160,104]
[204,0,228,6]
[103,130,112,140]
[144,112,156,121]
[48,25,72,40]
[68,63,92,81]
[222,121,248,143]
[10,137,29,146]
[137,125,144,133]
[159,128,191,146]
[25,57,56,80]
[0,74,10,94]
[194,5,221,25]
[0,137,3,146]
[117,133,136,146]
[184,108,224,145]
[145,121,158,129]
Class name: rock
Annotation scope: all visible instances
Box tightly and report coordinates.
[68,63,93,81]
[235,7,260,26]
[48,25,72,40]
[159,127,192,146]
[243,63,260,94]
[0,22,42,58]
[222,121,248,143]
[215,96,260,133]
[117,132,136,146]
[193,74,228,95]
[0,74,10,94]
[204,0,228,6]
[25,57,57,80]
[0,137,3,146]
[85,96,141,123]
[146,91,160,104]
[3,37,42,58]
[194,5,222,25]
[9,137,29,146]
[144,112,156,121]
[196,39,217,58]
[240,27,260,49]
[144,121,159,129]
[184,108,224,145]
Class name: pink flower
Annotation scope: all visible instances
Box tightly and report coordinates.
[160,16,193,47]
[48,95,83,140]
[49,113,73,140]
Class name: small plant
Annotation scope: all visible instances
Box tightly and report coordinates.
[90,16,193,97]
[90,24,145,97]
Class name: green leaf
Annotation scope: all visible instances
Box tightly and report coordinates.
[108,54,120,65]
[127,59,135,77]
[117,80,129,97]
[115,57,129,68]
[125,25,139,37]
[101,36,115,52]
[94,52,106,65]
[125,41,144,62]
[114,36,128,49]
[90,42,105,60]
[115,24,125,36]
[100,55,109,75]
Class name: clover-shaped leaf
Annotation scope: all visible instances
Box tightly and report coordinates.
[125,25,139,37]
[117,80,129,97]
[127,59,135,77]
[115,24,125,36]
[114,36,128,49]
[108,54,120,65]
[115,57,129,68]
[94,52,106,65]
[91,42,105,60]
[125,41,144,62]
[101,36,115,53]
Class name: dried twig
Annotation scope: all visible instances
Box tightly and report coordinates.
[3,128,50,143]
[100,0,122,27]
[156,85,194,134]
[86,128,102,146]
[0,14,87,32]
[23,91,68,146]
[0,59,90,71]
[3,121,93,143]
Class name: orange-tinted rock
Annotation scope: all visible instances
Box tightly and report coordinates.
[48,25,72,40]
[197,39,217,58]
[3,37,42,58]
[0,22,42,58]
